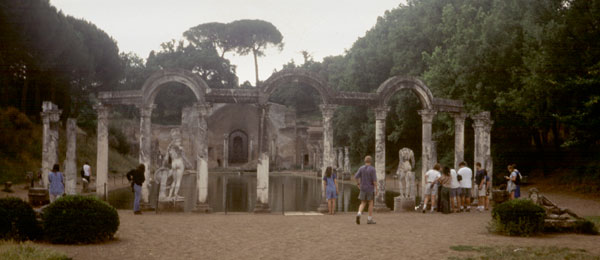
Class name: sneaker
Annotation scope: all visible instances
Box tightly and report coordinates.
[422,209,426,213]
[367,219,376,224]
[356,215,360,225]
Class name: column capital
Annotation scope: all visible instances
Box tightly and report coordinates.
[319,104,337,119]
[137,104,156,118]
[40,101,62,123]
[93,103,110,119]
[194,103,212,117]
[418,109,437,124]
[223,134,229,140]
[471,111,491,128]
[451,112,468,122]
[373,106,390,120]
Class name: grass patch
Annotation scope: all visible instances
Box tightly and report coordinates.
[0,240,71,260]
[448,245,598,259]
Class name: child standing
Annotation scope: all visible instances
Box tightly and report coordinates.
[323,166,338,215]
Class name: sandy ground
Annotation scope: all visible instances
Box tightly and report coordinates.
[4,177,600,260]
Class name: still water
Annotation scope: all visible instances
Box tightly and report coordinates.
[109,172,362,213]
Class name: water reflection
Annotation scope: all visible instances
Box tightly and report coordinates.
[208,173,357,213]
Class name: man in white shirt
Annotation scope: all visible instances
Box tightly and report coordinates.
[457,161,473,212]
[422,163,441,213]
[449,168,461,213]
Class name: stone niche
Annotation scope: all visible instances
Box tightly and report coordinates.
[146,103,308,170]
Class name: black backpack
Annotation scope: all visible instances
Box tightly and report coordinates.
[514,171,522,185]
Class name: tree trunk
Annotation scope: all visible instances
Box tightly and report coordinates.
[253,49,259,87]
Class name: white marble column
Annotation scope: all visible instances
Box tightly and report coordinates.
[249,135,254,162]
[138,104,155,203]
[483,119,494,196]
[344,146,350,173]
[195,103,212,213]
[472,111,492,200]
[255,103,271,213]
[64,118,77,195]
[41,101,61,189]
[418,109,437,198]
[94,104,110,199]
[317,104,337,213]
[452,113,467,169]
[374,106,391,212]
[223,134,229,168]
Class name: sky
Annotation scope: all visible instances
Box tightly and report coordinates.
[50,0,404,85]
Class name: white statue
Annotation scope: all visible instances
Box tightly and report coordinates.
[161,128,190,201]
[396,147,416,198]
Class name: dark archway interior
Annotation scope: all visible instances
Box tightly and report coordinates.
[151,82,197,125]
[229,130,248,164]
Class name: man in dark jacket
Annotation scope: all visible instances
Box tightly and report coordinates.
[126,164,145,215]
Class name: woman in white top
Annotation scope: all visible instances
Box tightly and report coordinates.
[505,164,518,200]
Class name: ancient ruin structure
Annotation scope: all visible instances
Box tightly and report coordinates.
[41,101,61,189]
[97,68,493,213]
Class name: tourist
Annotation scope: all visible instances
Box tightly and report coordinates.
[322,166,338,215]
[355,155,377,225]
[422,163,441,213]
[449,168,461,213]
[505,164,518,200]
[457,161,473,212]
[484,174,491,210]
[82,161,91,192]
[126,164,146,215]
[438,166,452,214]
[512,164,523,198]
[475,162,487,212]
[48,164,64,203]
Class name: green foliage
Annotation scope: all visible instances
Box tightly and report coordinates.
[0,197,41,241]
[42,195,119,244]
[0,240,71,260]
[0,107,42,184]
[108,125,130,155]
[0,0,123,117]
[491,198,546,236]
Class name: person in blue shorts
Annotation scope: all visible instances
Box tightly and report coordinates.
[322,166,338,215]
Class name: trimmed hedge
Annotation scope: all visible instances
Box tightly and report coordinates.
[491,198,546,236]
[43,195,119,244]
[0,197,41,241]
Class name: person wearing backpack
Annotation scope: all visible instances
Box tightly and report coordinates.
[505,164,520,200]
[512,164,523,198]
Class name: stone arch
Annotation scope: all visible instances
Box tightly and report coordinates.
[260,68,332,104]
[141,69,208,105]
[376,76,434,110]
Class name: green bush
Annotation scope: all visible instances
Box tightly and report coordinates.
[491,198,546,236]
[42,195,119,244]
[0,197,41,241]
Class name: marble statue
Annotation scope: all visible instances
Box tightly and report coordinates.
[528,188,582,220]
[160,129,190,201]
[396,147,416,198]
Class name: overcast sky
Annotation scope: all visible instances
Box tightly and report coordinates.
[50,0,404,85]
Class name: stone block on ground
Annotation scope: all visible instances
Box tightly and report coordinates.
[394,197,416,212]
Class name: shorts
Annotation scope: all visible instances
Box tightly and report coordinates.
[358,191,374,201]
[450,188,461,197]
[477,185,487,197]
[507,182,516,193]
[326,189,337,199]
[424,183,438,196]
[460,188,471,196]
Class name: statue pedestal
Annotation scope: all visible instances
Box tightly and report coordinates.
[394,196,416,212]
[158,201,185,212]
[193,202,212,213]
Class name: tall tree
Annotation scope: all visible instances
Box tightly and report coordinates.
[183,22,233,58]
[228,19,283,87]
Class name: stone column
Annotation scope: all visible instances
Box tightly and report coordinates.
[418,109,437,198]
[195,103,212,213]
[472,111,491,201]
[337,147,344,172]
[94,104,110,199]
[452,113,467,169]
[344,146,350,174]
[41,101,61,189]
[64,118,77,195]
[482,114,494,197]
[223,134,229,168]
[138,104,155,203]
[249,135,254,162]
[374,106,391,212]
[317,104,337,213]
[254,103,271,213]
